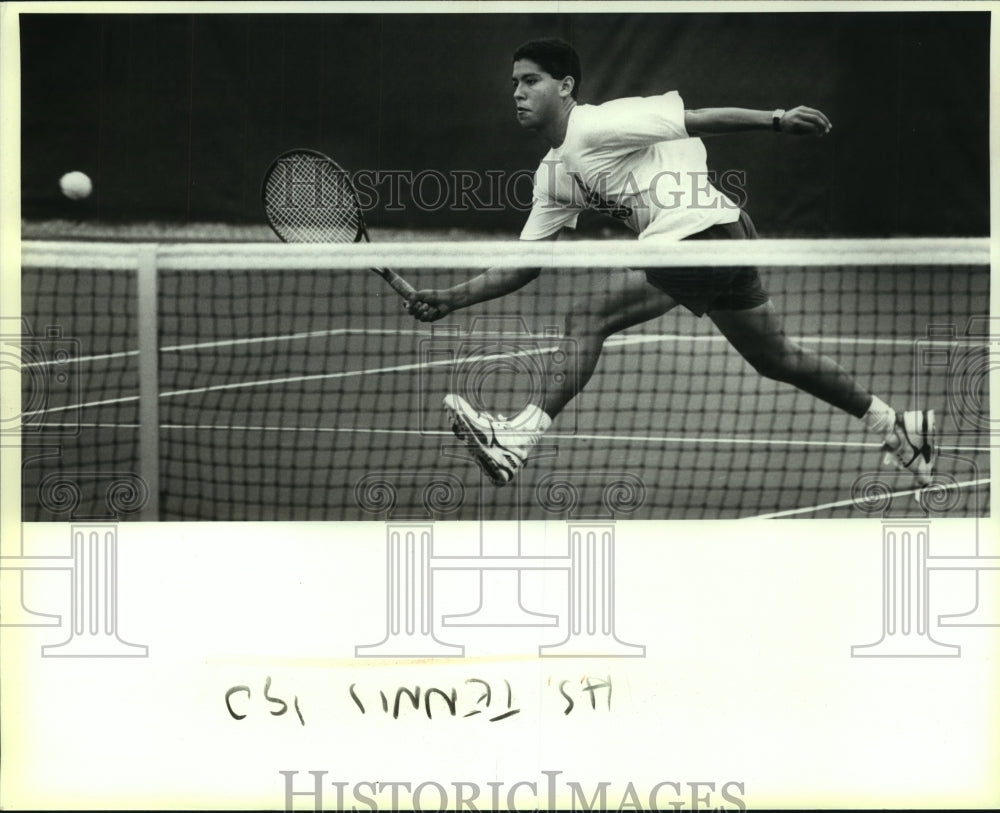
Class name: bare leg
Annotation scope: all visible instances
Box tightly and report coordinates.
[709,301,873,417]
[543,269,678,418]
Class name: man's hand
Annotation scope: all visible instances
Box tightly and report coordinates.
[404,266,540,322]
[406,289,454,322]
[777,106,833,136]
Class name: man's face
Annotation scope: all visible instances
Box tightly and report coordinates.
[511,58,570,130]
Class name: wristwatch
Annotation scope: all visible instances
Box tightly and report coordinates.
[772,109,786,132]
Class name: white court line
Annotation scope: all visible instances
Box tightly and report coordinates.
[38,422,454,436]
[36,421,990,454]
[21,327,983,367]
[31,423,993,516]
[603,335,986,349]
[162,327,426,353]
[21,327,430,367]
[20,326,992,417]
[747,477,992,519]
[23,349,137,366]
[21,346,559,415]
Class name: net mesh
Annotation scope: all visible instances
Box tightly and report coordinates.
[261,151,362,244]
[20,263,140,517]
[20,238,991,521]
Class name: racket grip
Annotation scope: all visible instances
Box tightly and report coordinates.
[371,267,416,299]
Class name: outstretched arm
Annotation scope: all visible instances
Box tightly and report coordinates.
[405,231,560,322]
[684,105,832,137]
[406,266,541,322]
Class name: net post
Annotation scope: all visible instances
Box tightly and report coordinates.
[136,245,160,521]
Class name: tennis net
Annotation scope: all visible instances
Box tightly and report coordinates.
[19,237,991,520]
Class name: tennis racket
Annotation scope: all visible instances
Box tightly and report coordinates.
[261,148,416,299]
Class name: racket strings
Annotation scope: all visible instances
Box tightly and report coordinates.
[263,153,362,243]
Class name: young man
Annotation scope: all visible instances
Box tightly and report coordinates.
[407,38,935,490]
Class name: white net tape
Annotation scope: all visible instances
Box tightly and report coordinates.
[21,237,991,271]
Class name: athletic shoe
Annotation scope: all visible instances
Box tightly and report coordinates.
[882,409,936,486]
[444,394,537,486]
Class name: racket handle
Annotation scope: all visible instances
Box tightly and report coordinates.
[371,267,416,299]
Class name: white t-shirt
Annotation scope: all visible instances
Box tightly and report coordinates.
[519,91,741,242]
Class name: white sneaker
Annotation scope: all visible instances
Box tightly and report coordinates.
[882,409,936,486]
[444,394,538,486]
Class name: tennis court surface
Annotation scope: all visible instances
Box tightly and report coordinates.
[19,226,991,521]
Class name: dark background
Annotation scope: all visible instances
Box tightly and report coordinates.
[20,11,990,236]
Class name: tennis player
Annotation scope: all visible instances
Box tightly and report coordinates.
[407,38,935,489]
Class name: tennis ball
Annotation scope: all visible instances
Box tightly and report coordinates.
[59,171,92,200]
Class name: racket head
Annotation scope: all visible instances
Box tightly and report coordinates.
[261,148,368,244]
